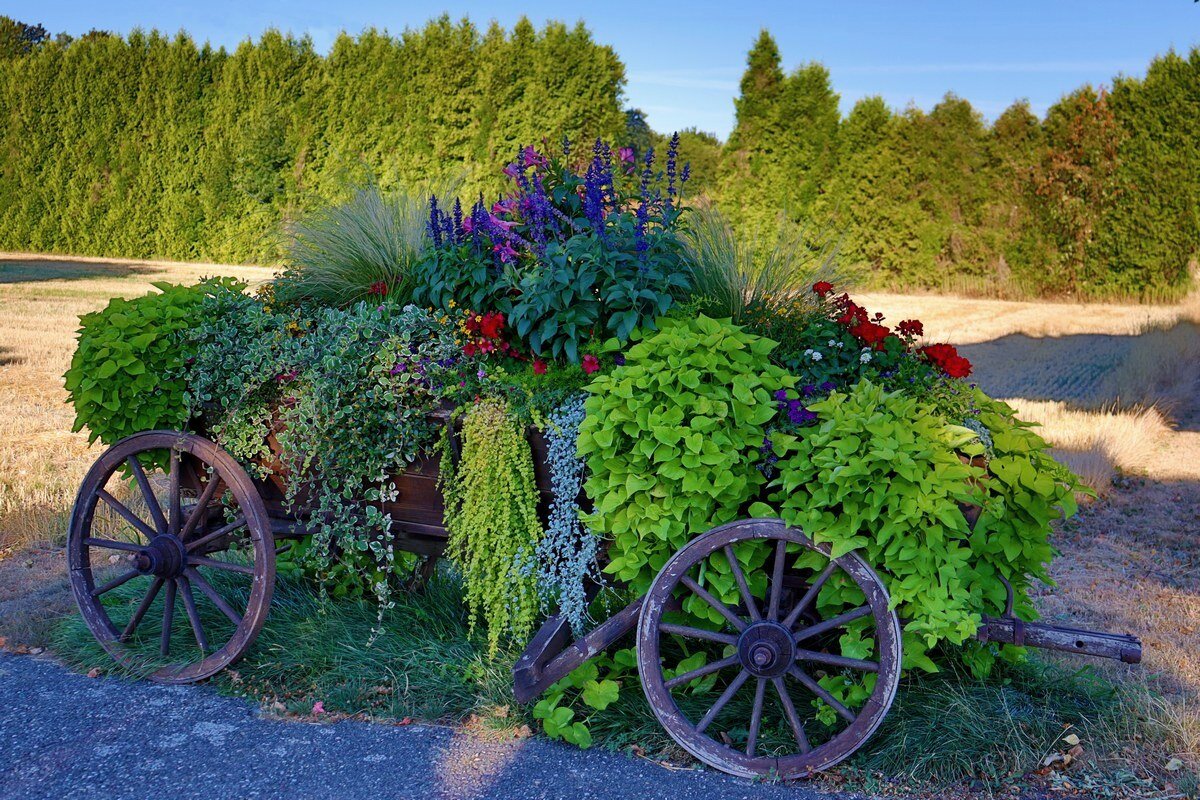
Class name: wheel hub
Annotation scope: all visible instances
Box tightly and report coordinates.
[737,621,795,678]
[134,535,187,578]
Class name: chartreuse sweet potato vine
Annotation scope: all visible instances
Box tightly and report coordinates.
[762,380,1082,677]
[578,314,795,623]
[441,399,543,656]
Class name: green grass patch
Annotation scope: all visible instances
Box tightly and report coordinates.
[52,573,1191,795]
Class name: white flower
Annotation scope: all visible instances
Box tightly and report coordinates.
[811,351,823,361]
[859,350,872,363]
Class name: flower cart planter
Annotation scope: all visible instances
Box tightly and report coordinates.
[68,428,1142,780]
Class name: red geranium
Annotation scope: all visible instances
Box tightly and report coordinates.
[581,354,600,375]
[812,281,834,298]
[849,320,892,350]
[920,343,972,378]
[533,358,547,375]
[897,319,924,338]
[368,280,389,297]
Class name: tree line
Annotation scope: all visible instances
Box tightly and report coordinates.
[1,18,1196,299]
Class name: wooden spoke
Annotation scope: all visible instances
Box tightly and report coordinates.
[695,669,750,734]
[160,579,177,657]
[185,568,243,628]
[724,545,761,622]
[185,516,246,554]
[168,448,181,536]
[746,678,767,756]
[767,539,787,621]
[772,676,811,754]
[789,666,857,723]
[177,576,208,652]
[794,648,879,673]
[119,577,164,642]
[96,489,158,541]
[179,470,222,543]
[127,456,167,535]
[188,555,255,576]
[680,575,746,632]
[793,605,873,644]
[664,655,740,690]
[90,568,140,597]
[782,561,837,629]
[83,537,143,554]
[660,623,738,647]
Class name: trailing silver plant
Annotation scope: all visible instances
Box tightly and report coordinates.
[533,394,602,633]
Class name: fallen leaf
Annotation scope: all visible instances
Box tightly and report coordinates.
[1165,758,1183,772]
[399,717,414,726]
[1063,733,1081,746]
[513,725,533,739]
[0,636,7,649]
[86,668,102,678]
[1067,745,1084,758]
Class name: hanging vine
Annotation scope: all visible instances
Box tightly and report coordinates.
[531,394,602,633]
[441,399,543,656]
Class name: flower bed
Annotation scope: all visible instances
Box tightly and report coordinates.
[65,137,1084,747]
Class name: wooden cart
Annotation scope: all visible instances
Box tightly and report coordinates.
[68,428,1142,779]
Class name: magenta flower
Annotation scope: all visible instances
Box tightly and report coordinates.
[489,214,517,231]
[618,147,634,164]
[492,241,518,262]
[461,215,474,233]
[502,162,521,179]
[492,197,519,216]
[522,145,548,168]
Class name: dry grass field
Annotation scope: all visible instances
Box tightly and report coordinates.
[1,255,1197,787]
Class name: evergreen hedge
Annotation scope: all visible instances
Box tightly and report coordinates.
[1,18,1195,299]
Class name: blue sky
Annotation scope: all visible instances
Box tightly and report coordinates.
[9,1,1199,139]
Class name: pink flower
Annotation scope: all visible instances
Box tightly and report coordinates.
[521,145,548,168]
[489,214,517,231]
[312,701,325,715]
[492,241,518,262]
[533,358,548,375]
[492,197,518,216]
[581,354,600,375]
[618,147,635,164]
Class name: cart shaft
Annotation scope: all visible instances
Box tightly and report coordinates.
[976,616,1142,664]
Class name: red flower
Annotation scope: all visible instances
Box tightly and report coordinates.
[849,320,892,349]
[478,312,505,339]
[533,358,548,375]
[463,343,478,357]
[812,281,834,298]
[920,343,973,378]
[368,280,389,297]
[897,319,924,338]
[581,354,600,375]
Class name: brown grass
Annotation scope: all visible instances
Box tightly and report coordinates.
[0,253,273,555]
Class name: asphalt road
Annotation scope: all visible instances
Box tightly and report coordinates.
[0,653,843,800]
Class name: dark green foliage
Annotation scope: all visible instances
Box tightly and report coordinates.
[0,19,625,263]
[2,19,1196,299]
[717,35,1199,300]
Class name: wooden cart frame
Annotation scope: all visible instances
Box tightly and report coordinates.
[68,429,1142,779]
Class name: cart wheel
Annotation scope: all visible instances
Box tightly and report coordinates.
[67,431,275,684]
[637,518,901,779]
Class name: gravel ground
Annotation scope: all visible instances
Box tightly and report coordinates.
[0,652,843,800]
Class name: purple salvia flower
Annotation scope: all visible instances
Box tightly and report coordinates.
[666,132,680,208]
[452,199,464,243]
[427,196,443,248]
